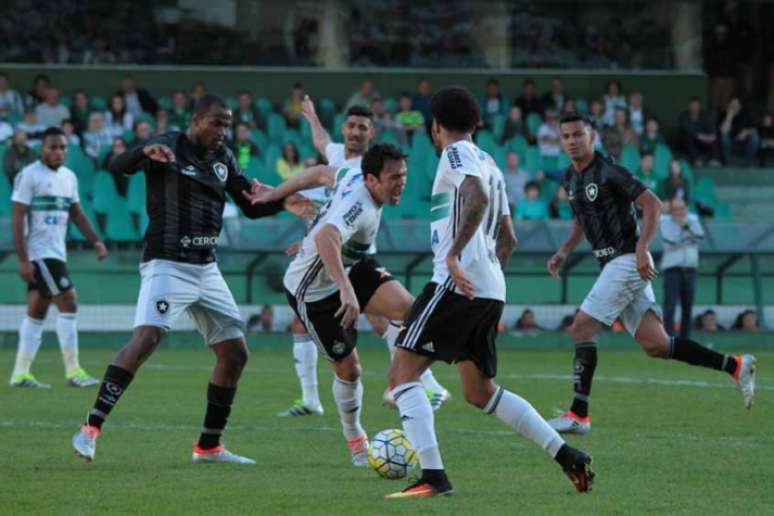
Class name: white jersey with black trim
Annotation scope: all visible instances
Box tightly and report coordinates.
[284,168,382,302]
[11,160,79,261]
[429,140,507,302]
[325,142,362,169]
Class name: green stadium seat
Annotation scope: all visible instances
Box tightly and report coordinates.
[620,145,640,172]
[0,175,11,216]
[379,130,400,147]
[693,176,717,205]
[713,201,733,221]
[318,98,337,128]
[92,171,119,214]
[475,130,498,154]
[575,98,589,114]
[383,97,398,114]
[226,97,238,110]
[138,210,149,235]
[491,113,507,141]
[68,198,100,241]
[524,146,542,175]
[541,155,559,171]
[123,129,135,144]
[505,135,528,161]
[105,198,139,241]
[332,113,346,141]
[249,129,268,148]
[299,143,317,161]
[526,112,543,138]
[157,96,172,111]
[267,113,287,142]
[284,128,302,148]
[557,151,571,170]
[678,159,694,185]
[255,97,273,117]
[90,96,107,111]
[126,174,146,214]
[653,143,672,179]
[245,158,264,180]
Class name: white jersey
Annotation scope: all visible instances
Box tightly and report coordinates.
[284,167,382,302]
[325,142,362,169]
[11,160,79,261]
[430,140,509,301]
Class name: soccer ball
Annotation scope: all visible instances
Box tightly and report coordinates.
[368,428,418,479]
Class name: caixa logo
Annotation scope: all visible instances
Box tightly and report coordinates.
[179,235,218,248]
[43,214,67,225]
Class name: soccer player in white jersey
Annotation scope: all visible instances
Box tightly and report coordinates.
[384,87,594,499]
[9,127,107,388]
[276,97,448,417]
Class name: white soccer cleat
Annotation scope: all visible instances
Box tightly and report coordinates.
[427,388,451,412]
[66,368,100,388]
[382,388,397,409]
[547,410,591,434]
[10,373,51,389]
[734,354,757,410]
[72,424,100,461]
[192,444,256,464]
[347,434,369,467]
[277,400,324,417]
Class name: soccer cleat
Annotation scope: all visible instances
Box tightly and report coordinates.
[427,388,451,412]
[192,444,256,464]
[9,373,51,389]
[72,424,100,461]
[382,388,397,409]
[733,354,757,409]
[385,473,454,500]
[347,434,369,467]
[277,399,324,417]
[66,368,99,388]
[556,445,595,493]
[547,409,591,434]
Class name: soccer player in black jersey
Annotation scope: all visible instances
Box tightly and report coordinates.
[545,113,757,434]
[72,94,306,463]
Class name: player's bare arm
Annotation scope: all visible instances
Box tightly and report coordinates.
[69,202,108,261]
[495,214,518,268]
[11,202,34,282]
[244,165,337,205]
[447,175,489,299]
[314,224,359,329]
[634,189,663,281]
[547,216,585,280]
[302,95,332,156]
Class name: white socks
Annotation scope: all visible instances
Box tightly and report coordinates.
[484,386,565,458]
[12,317,44,377]
[293,335,320,408]
[392,381,444,470]
[332,375,365,441]
[57,313,80,374]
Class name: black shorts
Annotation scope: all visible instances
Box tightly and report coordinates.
[27,259,74,298]
[396,281,504,378]
[286,257,396,362]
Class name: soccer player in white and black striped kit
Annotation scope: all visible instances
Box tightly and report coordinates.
[72,95,304,464]
[545,113,757,435]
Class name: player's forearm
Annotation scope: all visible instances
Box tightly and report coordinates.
[636,193,662,250]
[309,118,331,157]
[11,210,29,264]
[557,219,585,257]
[315,225,351,291]
[448,176,488,258]
[271,166,334,200]
[108,145,145,175]
[495,215,517,267]
[237,196,285,219]
[73,212,101,245]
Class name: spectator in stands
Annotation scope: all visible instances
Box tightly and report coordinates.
[515,181,548,220]
[627,91,646,135]
[695,309,724,332]
[83,112,112,160]
[25,74,50,110]
[233,90,263,131]
[104,94,134,139]
[759,112,774,166]
[514,79,542,117]
[678,97,719,167]
[395,92,425,143]
[639,117,666,156]
[603,107,638,159]
[0,118,12,143]
[103,137,129,196]
[169,90,191,131]
[661,159,690,204]
[549,186,572,220]
[82,36,116,65]
[602,79,626,126]
[541,77,567,114]
[588,99,605,129]
[558,311,577,333]
[35,87,70,128]
[189,81,206,109]
[503,151,529,211]
[515,309,543,331]
[132,120,152,146]
[247,305,275,333]
[61,119,80,147]
[537,108,562,162]
[69,90,91,135]
[501,105,527,144]
[154,109,169,136]
[411,78,432,127]
[3,129,35,184]
[636,153,660,194]
[276,142,304,180]
[479,78,507,128]
[16,109,45,144]
[732,309,759,332]
[230,122,260,171]
[660,197,704,339]
[120,74,158,118]
[0,72,24,121]
[283,83,305,129]
[345,79,378,110]
[719,97,760,167]
[561,98,577,114]
[370,97,399,142]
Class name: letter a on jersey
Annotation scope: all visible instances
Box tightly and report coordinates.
[585,183,598,202]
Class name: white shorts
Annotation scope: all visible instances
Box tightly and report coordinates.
[134,259,244,345]
[580,253,662,336]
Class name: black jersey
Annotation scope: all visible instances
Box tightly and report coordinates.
[563,152,647,265]
[109,131,284,264]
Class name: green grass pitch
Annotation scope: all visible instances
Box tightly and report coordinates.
[1,347,772,515]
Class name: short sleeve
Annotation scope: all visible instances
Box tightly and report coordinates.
[324,143,345,166]
[11,169,34,205]
[498,177,511,218]
[70,170,80,204]
[325,196,371,243]
[440,143,482,188]
[608,164,647,201]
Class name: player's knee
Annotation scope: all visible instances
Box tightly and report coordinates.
[641,339,668,358]
[338,361,361,382]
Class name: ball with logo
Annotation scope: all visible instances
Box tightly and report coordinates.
[367,428,418,479]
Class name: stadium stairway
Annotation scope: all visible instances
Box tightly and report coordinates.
[696,167,774,222]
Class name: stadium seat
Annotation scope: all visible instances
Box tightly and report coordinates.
[505,135,528,161]
[226,96,238,110]
[90,96,107,111]
[332,113,346,141]
[491,113,507,141]
[620,145,641,172]
[105,198,139,241]
[383,97,398,114]
[557,151,571,170]
[575,98,589,114]
[267,113,287,142]
[379,130,400,147]
[249,129,268,148]
[0,176,11,216]
[693,176,717,205]
[526,112,543,138]
[92,171,119,214]
[245,158,264,180]
[653,143,673,178]
[255,97,273,118]
[475,130,498,154]
[68,198,100,241]
[157,96,172,111]
[126,174,146,215]
[524,146,542,175]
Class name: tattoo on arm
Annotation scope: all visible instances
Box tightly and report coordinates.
[495,215,517,267]
[448,175,489,257]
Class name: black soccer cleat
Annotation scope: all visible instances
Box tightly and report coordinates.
[556,445,595,493]
[385,470,454,500]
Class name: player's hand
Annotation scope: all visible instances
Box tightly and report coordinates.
[285,241,301,257]
[546,252,566,281]
[94,241,108,261]
[301,95,318,123]
[446,255,475,299]
[636,246,658,281]
[284,194,317,220]
[18,261,35,283]
[335,284,360,329]
[143,144,176,163]
[242,180,276,205]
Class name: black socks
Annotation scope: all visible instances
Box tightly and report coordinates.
[669,337,738,376]
[198,383,237,450]
[87,365,135,430]
[569,343,597,418]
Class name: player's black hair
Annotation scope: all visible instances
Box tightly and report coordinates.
[524,180,540,193]
[361,143,406,179]
[430,86,480,133]
[559,112,592,127]
[641,151,653,159]
[42,126,66,141]
[346,105,372,119]
[193,94,229,116]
